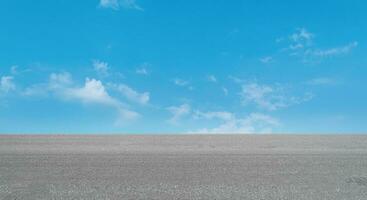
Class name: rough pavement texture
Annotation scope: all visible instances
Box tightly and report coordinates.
[0,135,367,199]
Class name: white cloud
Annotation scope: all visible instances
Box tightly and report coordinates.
[190,111,279,134]
[228,75,244,83]
[64,78,139,121]
[10,66,18,75]
[22,72,72,97]
[281,28,314,55]
[64,78,119,106]
[290,28,314,44]
[222,87,228,96]
[8,65,31,75]
[121,0,144,11]
[228,28,240,37]
[307,41,358,57]
[167,104,191,124]
[289,43,304,51]
[207,75,217,82]
[49,72,73,89]
[277,28,357,62]
[8,68,151,124]
[100,0,119,10]
[306,77,337,86]
[112,83,150,105]
[260,56,273,64]
[22,73,140,122]
[136,68,148,75]
[22,84,49,97]
[0,76,16,93]
[173,78,189,87]
[93,60,109,77]
[116,109,140,123]
[136,63,150,75]
[193,111,234,121]
[241,82,283,111]
[276,37,284,43]
[99,0,143,11]
[173,78,194,90]
[240,82,313,111]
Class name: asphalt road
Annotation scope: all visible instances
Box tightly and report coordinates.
[0,135,367,199]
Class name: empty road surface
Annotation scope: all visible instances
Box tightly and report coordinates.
[0,135,367,199]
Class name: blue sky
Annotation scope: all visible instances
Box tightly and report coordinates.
[1,0,366,134]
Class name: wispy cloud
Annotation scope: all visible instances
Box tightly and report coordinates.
[136,62,150,75]
[0,76,16,93]
[222,87,228,96]
[240,82,313,111]
[100,0,119,10]
[307,42,358,58]
[136,68,148,75]
[193,111,234,121]
[21,71,72,97]
[277,28,357,61]
[173,78,190,87]
[22,84,49,97]
[121,0,144,11]
[10,66,18,75]
[228,75,244,83]
[289,28,314,45]
[190,111,279,134]
[207,75,217,82]
[227,28,240,38]
[99,0,144,11]
[93,60,109,77]
[25,72,139,122]
[49,72,73,89]
[8,65,31,75]
[306,77,338,86]
[260,56,274,64]
[173,78,189,86]
[283,28,314,55]
[167,104,191,124]
[58,76,139,121]
[111,83,150,105]
[63,78,119,106]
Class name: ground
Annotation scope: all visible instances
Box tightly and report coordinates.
[0,135,367,199]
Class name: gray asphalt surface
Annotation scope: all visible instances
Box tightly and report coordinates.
[0,135,367,199]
